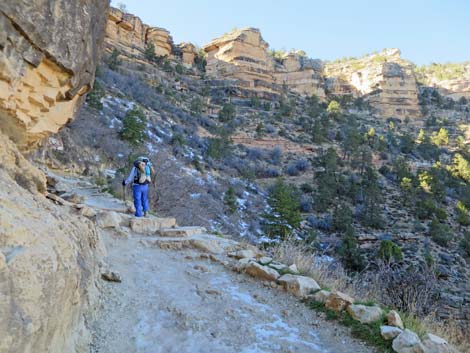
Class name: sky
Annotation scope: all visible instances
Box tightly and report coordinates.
[110,0,470,66]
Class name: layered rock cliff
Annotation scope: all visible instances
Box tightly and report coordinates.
[273,51,326,99]
[0,0,108,151]
[0,1,108,352]
[105,7,173,60]
[324,49,421,119]
[203,29,422,119]
[203,28,277,97]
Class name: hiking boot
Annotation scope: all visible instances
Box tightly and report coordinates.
[144,211,148,217]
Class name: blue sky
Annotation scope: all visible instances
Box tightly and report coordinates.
[110,0,469,65]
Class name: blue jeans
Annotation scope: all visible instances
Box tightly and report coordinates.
[132,184,149,217]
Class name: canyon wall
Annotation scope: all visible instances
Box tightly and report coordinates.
[203,30,422,119]
[105,7,173,59]
[0,0,108,151]
[0,1,108,352]
[203,28,277,98]
[324,49,421,119]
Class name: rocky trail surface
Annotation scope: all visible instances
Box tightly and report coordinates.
[57,176,377,353]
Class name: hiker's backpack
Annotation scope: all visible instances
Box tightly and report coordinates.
[133,157,151,184]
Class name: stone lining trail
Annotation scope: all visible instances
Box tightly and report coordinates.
[64,177,377,353]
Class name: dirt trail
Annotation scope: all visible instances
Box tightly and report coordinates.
[63,177,376,353]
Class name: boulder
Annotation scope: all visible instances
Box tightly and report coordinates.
[269,262,289,272]
[278,274,320,299]
[130,217,176,233]
[125,201,136,214]
[259,256,272,265]
[232,258,254,273]
[245,262,280,281]
[101,270,122,283]
[387,310,404,329]
[422,333,452,353]
[392,329,425,353]
[288,263,299,274]
[325,291,354,312]
[228,249,258,260]
[347,304,383,324]
[96,211,121,229]
[79,206,97,218]
[380,325,403,340]
[189,238,224,254]
[312,290,331,304]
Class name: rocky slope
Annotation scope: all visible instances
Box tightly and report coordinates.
[0,1,108,352]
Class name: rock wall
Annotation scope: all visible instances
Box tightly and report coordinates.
[203,28,277,98]
[0,1,108,352]
[324,49,421,119]
[0,0,108,151]
[273,52,326,99]
[105,7,173,59]
[203,30,422,119]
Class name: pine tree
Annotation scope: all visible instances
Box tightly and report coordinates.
[338,227,365,271]
[120,107,147,146]
[224,186,237,214]
[144,42,156,62]
[107,49,121,71]
[262,179,301,239]
[360,167,383,228]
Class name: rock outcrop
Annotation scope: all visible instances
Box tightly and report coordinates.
[203,28,277,98]
[273,52,326,98]
[178,42,198,67]
[203,29,422,119]
[324,49,421,119]
[0,132,106,353]
[0,1,108,352]
[0,0,108,150]
[105,7,173,59]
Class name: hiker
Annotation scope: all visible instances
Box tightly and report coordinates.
[122,157,153,217]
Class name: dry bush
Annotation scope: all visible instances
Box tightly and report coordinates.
[358,262,439,317]
[269,237,469,352]
[269,236,354,295]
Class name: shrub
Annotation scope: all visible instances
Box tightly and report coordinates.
[190,97,204,115]
[175,63,184,75]
[269,147,283,165]
[461,232,470,256]
[338,228,365,272]
[428,218,452,247]
[205,137,232,160]
[218,103,236,122]
[299,195,312,212]
[260,167,281,178]
[327,100,342,120]
[107,49,121,70]
[144,43,156,62]
[224,186,237,214]
[86,80,105,110]
[456,201,470,226]
[377,240,403,263]
[120,107,147,146]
